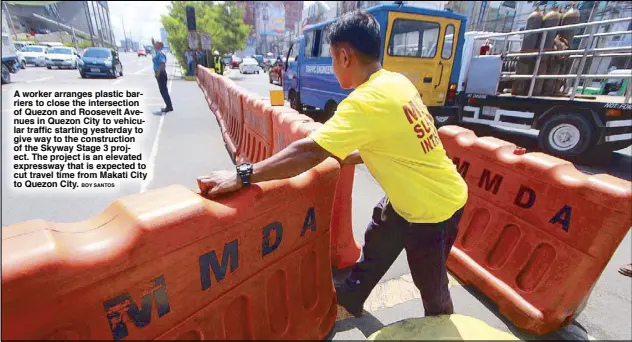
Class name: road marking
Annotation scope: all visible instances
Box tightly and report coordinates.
[133,66,152,75]
[335,273,462,321]
[139,62,177,193]
[26,76,53,83]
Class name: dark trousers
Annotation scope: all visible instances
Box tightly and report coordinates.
[341,196,463,316]
[156,71,173,110]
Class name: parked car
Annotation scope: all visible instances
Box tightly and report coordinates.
[20,45,48,66]
[262,57,275,73]
[137,48,147,57]
[269,58,285,85]
[38,42,65,48]
[45,46,80,69]
[239,57,260,74]
[79,47,123,79]
[230,55,242,69]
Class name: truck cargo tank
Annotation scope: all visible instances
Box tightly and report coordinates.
[554,2,581,94]
[534,5,562,96]
[512,6,543,96]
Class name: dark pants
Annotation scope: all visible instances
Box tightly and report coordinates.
[186,61,194,76]
[156,71,173,110]
[341,196,463,316]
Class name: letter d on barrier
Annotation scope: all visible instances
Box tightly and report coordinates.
[262,222,283,257]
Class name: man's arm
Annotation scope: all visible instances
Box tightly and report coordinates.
[198,138,332,197]
[341,150,363,165]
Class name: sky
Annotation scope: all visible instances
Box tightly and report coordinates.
[108,1,170,46]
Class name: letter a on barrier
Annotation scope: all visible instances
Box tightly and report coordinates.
[550,205,572,232]
[301,207,317,237]
[199,239,239,291]
[103,275,171,341]
[262,222,283,257]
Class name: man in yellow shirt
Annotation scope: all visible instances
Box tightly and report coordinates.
[198,10,468,318]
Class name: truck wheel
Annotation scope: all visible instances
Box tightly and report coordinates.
[1,64,10,84]
[537,114,594,158]
[289,90,301,112]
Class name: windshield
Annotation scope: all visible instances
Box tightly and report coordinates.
[48,48,72,55]
[243,58,257,64]
[82,49,111,58]
[22,46,45,53]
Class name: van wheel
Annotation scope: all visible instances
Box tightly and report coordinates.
[322,101,338,123]
[289,90,301,112]
[537,113,594,158]
[434,115,458,127]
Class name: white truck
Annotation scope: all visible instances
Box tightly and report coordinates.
[437,9,632,159]
[2,7,21,84]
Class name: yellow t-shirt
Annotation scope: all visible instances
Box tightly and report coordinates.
[309,68,468,223]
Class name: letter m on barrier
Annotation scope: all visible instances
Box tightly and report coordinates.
[199,239,239,291]
[478,168,503,194]
[102,275,171,340]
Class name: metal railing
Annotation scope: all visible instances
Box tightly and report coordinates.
[470,16,632,103]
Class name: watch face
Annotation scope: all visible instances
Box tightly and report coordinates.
[238,164,250,172]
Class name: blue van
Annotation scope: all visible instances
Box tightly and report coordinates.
[282,4,466,122]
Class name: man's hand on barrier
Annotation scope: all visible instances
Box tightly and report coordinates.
[197,138,332,197]
[197,171,242,198]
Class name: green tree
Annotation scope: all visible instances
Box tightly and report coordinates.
[160,1,250,68]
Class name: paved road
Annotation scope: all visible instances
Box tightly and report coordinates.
[226,69,632,341]
[1,60,629,340]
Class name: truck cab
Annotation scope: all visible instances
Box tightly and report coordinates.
[282,4,466,122]
[1,9,21,84]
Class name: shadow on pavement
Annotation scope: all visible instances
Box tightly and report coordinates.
[326,311,386,340]
[459,284,593,341]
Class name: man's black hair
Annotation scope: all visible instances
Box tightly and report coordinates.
[327,10,381,61]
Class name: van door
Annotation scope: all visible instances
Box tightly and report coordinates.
[382,12,461,107]
[283,40,300,99]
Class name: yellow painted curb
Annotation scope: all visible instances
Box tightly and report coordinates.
[367,314,522,340]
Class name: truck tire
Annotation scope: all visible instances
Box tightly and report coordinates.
[537,113,594,158]
[1,64,10,84]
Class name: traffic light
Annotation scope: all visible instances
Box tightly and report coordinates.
[186,6,196,31]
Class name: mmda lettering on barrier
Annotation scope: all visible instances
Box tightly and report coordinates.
[102,207,317,340]
[453,158,572,232]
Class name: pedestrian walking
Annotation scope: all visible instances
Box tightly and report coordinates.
[152,40,173,113]
[196,10,468,318]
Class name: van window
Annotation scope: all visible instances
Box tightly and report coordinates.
[441,25,455,59]
[320,25,331,57]
[388,19,440,58]
[290,42,299,61]
[313,29,322,57]
[304,31,315,58]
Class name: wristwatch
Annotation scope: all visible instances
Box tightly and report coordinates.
[236,163,253,187]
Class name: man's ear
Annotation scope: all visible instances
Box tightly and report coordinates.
[340,47,350,67]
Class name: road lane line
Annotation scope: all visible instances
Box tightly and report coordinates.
[133,66,152,75]
[139,62,177,193]
[26,76,53,83]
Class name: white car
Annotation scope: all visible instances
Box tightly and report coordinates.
[239,57,260,74]
[20,45,48,66]
[44,47,80,69]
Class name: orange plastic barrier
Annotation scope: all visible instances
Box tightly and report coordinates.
[271,111,315,154]
[222,84,246,161]
[2,160,341,340]
[237,96,272,163]
[438,125,632,335]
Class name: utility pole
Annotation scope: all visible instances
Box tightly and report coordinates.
[3,1,17,38]
[122,17,128,51]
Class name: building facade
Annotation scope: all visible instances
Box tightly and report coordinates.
[5,1,115,47]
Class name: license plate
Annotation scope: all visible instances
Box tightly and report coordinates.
[90,68,100,72]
